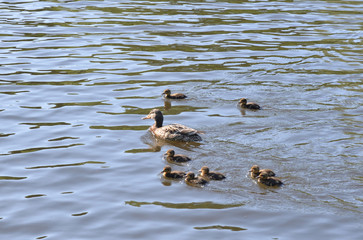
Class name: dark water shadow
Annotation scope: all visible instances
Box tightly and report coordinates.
[163,99,172,111]
[237,105,262,116]
[125,200,244,209]
[1,143,84,156]
[0,133,15,137]
[25,194,46,199]
[26,161,105,169]
[125,132,203,153]
[194,225,247,231]
[0,176,27,180]
[159,176,185,186]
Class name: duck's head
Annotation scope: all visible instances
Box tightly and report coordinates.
[162,89,171,96]
[257,171,268,180]
[161,165,172,173]
[165,149,175,157]
[143,108,165,121]
[142,109,162,120]
[199,166,209,174]
[186,172,195,180]
[142,109,164,127]
[249,165,260,174]
[239,98,247,104]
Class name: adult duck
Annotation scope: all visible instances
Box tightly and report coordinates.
[142,109,203,142]
[257,172,283,187]
[249,165,275,178]
[199,166,226,180]
[185,172,208,187]
[238,98,261,110]
[161,165,186,179]
[162,89,187,99]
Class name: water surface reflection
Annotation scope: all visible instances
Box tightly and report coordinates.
[0,0,362,239]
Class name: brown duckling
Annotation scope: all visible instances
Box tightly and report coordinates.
[249,165,275,178]
[238,98,261,110]
[257,172,283,187]
[162,89,187,99]
[199,166,226,180]
[164,149,191,163]
[161,165,186,179]
[185,172,209,186]
[142,109,202,142]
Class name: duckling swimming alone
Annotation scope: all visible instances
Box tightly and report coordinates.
[142,109,203,142]
[257,172,283,187]
[164,149,191,163]
[162,89,187,99]
[161,165,186,179]
[185,172,209,186]
[238,98,261,110]
[249,165,275,178]
[199,166,226,180]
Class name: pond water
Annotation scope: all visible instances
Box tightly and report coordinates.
[0,0,362,239]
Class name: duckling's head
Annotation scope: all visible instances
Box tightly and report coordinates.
[199,166,209,174]
[165,149,175,157]
[186,172,195,180]
[258,171,268,180]
[249,165,260,174]
[161,165,172,173]
[239,98,247,104]
[162,89,171,96]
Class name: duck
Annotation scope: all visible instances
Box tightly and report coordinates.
[164,149,191,163]
[162,89,187,99]
[238,98,261,110]
[199,166,226,180]
[257,172,283,187]
[142,109,203,142]
[249,165,275,178]
[185,172,209,186]
[161,165,186,179]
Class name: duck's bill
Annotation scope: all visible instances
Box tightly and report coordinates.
[142,116,151,120]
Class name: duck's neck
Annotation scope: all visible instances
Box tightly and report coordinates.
[154,114,163,128]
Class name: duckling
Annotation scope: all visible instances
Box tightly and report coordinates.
[257,172,283,187]
[199,166,226,180]
[142,109,203,142]
[249,165,275,178]
[161,165,186,179]
[238,98,261,110]
[162,89,187,99]
[164,149,191,163]
[185,172,208,186]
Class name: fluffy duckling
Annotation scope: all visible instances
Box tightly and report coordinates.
[161,165,186,179]
[257,172,283,187]
[142,109,202,142]
[249,165,275,178]
[164,149,191,163]
[238,98,261,110]
[162,89,187,99]
[185,172,208,187]
[199,166,226,180]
